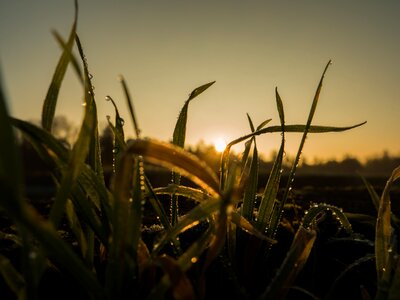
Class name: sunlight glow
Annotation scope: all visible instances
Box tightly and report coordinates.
[214,138,227,152]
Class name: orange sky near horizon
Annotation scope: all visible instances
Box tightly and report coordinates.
[1,0,399,162]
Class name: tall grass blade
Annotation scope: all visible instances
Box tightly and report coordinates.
[119,75,141,138]
[260,226,317,300]
[269,60,332,239]
[41,1,77,131]
[106,95,126,173]
[242,115,259,221]
[375,166,400,283]
[49,35,98,227]
[52,30,83,84]
[257,88,285,234]
[360,175,380,212]
[171,81,215,225]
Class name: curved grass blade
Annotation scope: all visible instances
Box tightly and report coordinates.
[171,81,215,225]
[173,80,215,149]
[301,203,353,235]
[49,34,98,227]
[375,166,400,282]
[325,254,375,300]
[52,30,83,84]
[119,75,141,138]
[126,139,220,196]
[41,0,78,131]
[260,226,317,300]
[153,185,213,203]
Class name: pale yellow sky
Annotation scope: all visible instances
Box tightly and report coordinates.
[1,0,399,161]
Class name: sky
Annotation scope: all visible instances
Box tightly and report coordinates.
[1,0,399,162]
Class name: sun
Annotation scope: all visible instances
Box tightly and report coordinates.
[214,138,227,152]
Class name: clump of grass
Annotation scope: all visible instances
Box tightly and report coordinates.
[3,1,398,299]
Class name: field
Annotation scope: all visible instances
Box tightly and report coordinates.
[1,3,400,300]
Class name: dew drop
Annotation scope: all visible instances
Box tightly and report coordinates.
[82,102,87,107]
[191,257,198,264]
[89,73,93,79]
[29,252,37,259]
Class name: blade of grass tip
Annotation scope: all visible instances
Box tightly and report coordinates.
[360,175,380,212]
[52,30,83,84]
[260,226,317,300]
[105,96,126,174]
[49,34,98,228]
[153,185,213,203]
[271,60,332,239]
[257,88,285,234]
[171,81,216,225]
[119,75,141,138]
[242,120,259,221]
[375,166,400,283]
[41,0,78,131]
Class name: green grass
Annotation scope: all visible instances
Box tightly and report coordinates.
[1,2,399,299]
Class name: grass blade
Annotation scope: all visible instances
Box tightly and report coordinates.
[126,139,220,196]
[257,88,285,234]
[52,30,83,84]
[119,75,141,138]
[269,60,332,240]
[260,226,317,300]
[375,166,400,282]
[41,1,77,131]
[49,34,98,227]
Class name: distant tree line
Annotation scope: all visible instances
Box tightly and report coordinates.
[17,116,400,179]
